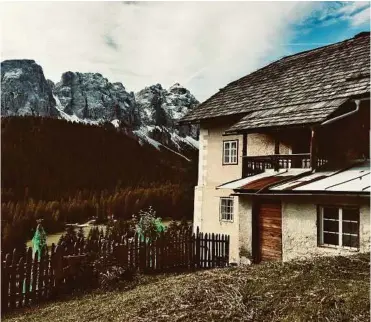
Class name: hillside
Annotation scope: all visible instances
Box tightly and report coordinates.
[3,253,369,322]
[1,117,197,252]
[1,116,197,201]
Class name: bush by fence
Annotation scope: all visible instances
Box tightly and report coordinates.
[1,227,229,313]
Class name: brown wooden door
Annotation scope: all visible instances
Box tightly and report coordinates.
[258,200,282,262]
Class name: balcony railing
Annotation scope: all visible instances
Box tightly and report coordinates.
[242,154,328,177]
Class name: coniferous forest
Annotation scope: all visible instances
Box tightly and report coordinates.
[1,117,198,252]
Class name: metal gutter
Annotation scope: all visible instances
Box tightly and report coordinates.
[320,97,369,126]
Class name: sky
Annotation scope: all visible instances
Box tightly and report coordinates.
[1,1,370,102]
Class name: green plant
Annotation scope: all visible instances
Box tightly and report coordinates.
[132,206,164,241]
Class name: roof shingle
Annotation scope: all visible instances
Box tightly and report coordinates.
[180,33,370,125]
[225,98,348,133]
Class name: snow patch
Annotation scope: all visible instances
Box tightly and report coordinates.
[133,127,162,150]
[53,94,101,125]
[111,119,120,128]
[3,69,23,80]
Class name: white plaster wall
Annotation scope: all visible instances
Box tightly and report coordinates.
[192,186,239,262]
[193,122,242,262]
[246,133,291,156]
[238,196,253,257]
[282,200,370,261]
[205,124,243,186]
[193,186,203,231]
[197,128,208,186]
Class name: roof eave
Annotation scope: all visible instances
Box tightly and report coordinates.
[224,122,320,135]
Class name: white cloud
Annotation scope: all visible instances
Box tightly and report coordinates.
[1,2,318,101]
[337,1,369,15]
[351,6,371,26]
[304,1,370,29]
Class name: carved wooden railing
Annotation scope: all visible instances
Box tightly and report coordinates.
[242,154,328,177]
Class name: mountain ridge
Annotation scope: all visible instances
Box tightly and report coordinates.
[1,59,200,156]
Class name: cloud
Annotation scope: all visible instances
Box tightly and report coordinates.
[351,6,370,26]
[303,1,370,28]
[337,1,369,15]
[104,35,120,51]
[0,1,327,101]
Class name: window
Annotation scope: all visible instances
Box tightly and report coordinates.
[223,140,238,165]
[319,206,359,249]
[220,197,234,221]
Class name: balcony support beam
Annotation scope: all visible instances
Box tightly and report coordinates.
[242,133,247,177]
[310,127,317,170]
[274,137,280,171]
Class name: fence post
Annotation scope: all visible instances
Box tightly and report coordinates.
[226,235,230,266]
[17,257,25,308]
[52,246,63,298]
[211,233,215,268]
[38,249,45,301]
[23,247,33,306]
[2,253,12,312]
[195,227,200,269]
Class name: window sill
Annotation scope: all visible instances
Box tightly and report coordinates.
[318,245,359,252]
[220,220,234,223]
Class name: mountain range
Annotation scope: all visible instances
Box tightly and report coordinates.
[1,59,199,156]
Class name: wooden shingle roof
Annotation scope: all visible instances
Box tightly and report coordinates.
[180,32,370,126]
[225,97,348,133]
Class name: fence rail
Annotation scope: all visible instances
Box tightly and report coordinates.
[1,227,229,313]
[242,154,328,177]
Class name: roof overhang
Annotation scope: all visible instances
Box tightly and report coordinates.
[224,98,349,135]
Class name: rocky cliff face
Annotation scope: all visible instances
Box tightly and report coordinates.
[54,72,140,126]
[1,60,58,117]
[135,83,198,127]
[135,83,199,144]
[1,59,199,156]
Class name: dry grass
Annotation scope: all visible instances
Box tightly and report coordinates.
[3,253,370,322]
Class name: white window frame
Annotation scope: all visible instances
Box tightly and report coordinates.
[223,140,238,165]
[220,197,234,222]
[318,206,359,250]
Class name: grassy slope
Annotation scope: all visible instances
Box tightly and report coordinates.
[4,253,369,322]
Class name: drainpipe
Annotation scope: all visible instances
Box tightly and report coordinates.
[321,99,360,126]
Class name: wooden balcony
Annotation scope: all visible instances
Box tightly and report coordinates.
[242,154,328,177]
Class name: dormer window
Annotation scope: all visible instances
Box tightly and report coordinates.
[223,140,238,165]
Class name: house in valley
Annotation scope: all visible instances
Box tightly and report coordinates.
[180,32,370,264]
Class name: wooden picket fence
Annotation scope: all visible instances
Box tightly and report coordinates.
[1,227,229,313]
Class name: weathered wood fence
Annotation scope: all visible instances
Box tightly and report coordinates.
[1,227,229,313]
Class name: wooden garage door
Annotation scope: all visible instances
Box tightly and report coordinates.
[259,200,282,262]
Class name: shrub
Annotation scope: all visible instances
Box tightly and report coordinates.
[98,266,136,291]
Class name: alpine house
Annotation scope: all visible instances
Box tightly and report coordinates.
[180,32,370,264]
